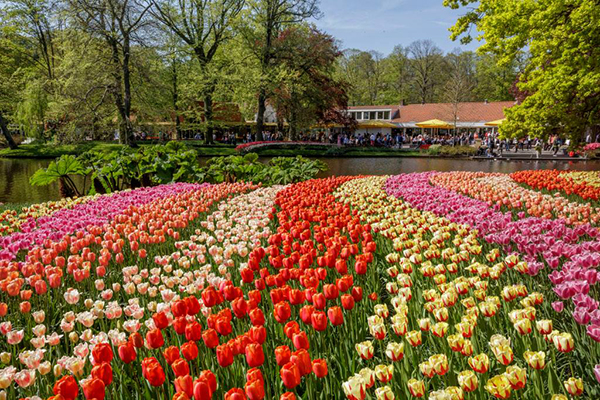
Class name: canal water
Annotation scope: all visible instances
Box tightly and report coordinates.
[2,157,600,204]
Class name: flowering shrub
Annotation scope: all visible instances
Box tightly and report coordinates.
[0,172,599,400]
[235,141,337,153]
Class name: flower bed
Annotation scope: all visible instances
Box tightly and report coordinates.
[235,141,339,153]
[0,173,599,400]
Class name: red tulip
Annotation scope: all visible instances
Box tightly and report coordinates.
[181,341,198,361]
[289,289,305,305]
[92,343,113,364]
[245,343,265,367]
[215,316,232,337]
[193,377,213,400]
[311,310,327,331]
[232,298,248,319]
[280,362,301,389]
[91,362,113,386]
[173,317,187,335]
[185,296,201,315]
[53,375,79,400]
[312,293,326,310]
[284,321,300,339]
[202,287,219,308]
[341,294,355,310]
[152,311,169,330]
[300,305,314,324]
[146,328,164,349]
[163,346,181,365]
[185,320,202,342]
[82,377,106,400]
[129,332,144,348]
[281,393,297,400]
[171,300,188,317]
[217,344,234,367]
[202,328,219,348]
[174,375,193,397]
[274,302,291,323]
[275,345,291,366]
[292,331,310,350]
[291,349,311,376]
[312,359,328,378]
[199,370,217,394]
[249,308,265,326]
[351,286,363,302]
[249,326,267,344]
[323,284,339,300]
[142,357,166,387]
[118,343,136,364]
[369,292,378,301]
[173,393,190,400]
[225,388,246,400]
[245,377,265,400]
[354,260,367,275]
[327,306,344,326]
[247,368,264,386]
[172,358,190,377]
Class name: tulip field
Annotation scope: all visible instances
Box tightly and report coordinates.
[2,170,600,400]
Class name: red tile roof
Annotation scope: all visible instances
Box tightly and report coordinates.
[391,101,515,123]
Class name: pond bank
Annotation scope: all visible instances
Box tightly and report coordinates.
[2,156,600,205]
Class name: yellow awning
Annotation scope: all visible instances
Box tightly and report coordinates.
[485,118,506,127]
[416,119,453,129]
[358,121,397,129]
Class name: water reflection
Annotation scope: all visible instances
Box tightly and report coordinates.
[2,157,600,204]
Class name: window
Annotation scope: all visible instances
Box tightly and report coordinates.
[370,111,377,120]
[355,112,362,120]
[362,112,369,120]
[377,111,384,120]
[384,111,390,120]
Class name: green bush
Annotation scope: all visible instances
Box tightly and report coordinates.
[29,146,328,197]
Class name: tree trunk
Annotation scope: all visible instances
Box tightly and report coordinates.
[204,93,214,144]
[0,112,18,150]
[122,37,135,146]
[109,39,130,146]
[172,61,181,140]
[256,89,266,142]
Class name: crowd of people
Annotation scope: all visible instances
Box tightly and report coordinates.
[126,127,597,158]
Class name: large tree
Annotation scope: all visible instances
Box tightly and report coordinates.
[269,25,351,139]
[150,0,245,143]
[68,0,152,145]
[407,39,445,104]
[445,0,600,143]
[247,0,320,141]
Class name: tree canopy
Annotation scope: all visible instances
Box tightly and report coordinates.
[445,0,600,143]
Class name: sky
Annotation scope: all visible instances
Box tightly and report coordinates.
[312,0,480,55]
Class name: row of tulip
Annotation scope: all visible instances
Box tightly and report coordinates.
[429,172,600,225]
[336,176,595,399]
[510,170,600,202]
[0,196,95,236]
[0,183,216,263]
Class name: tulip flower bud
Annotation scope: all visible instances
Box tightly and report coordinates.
[0,353,10,364]
[0,390,5,400]
[84,298,94,309]
[38,361,51,375]
[54,364,63,377]
[564,377,583,396]
[69,332,79,343]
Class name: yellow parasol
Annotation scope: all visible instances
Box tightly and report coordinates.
[357,121,397,129]
[415,119,453,129]
[485,118,506,127]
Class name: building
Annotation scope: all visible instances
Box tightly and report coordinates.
[343,101,516,136]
